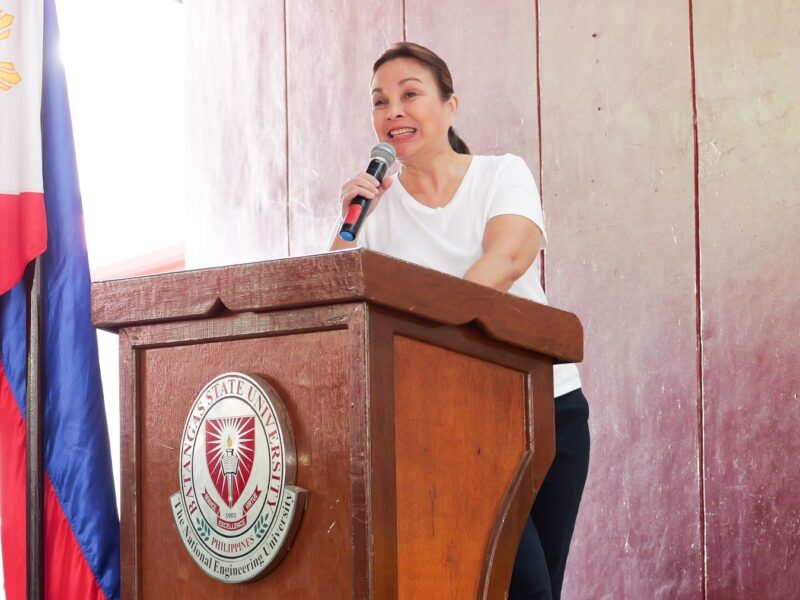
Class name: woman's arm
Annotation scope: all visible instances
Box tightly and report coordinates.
[463,214,543,292]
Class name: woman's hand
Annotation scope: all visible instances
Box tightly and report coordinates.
[339,171,393,218]
[329,172,394,251]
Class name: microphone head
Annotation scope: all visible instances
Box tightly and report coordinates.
[371,142,397,166]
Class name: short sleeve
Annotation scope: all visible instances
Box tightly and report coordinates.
[487,154,548,249]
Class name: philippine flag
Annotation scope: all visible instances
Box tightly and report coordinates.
[0,0,120,598]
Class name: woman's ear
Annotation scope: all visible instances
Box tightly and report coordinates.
[447,94,459,123]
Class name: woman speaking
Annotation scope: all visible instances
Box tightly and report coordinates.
[330,42,590,600]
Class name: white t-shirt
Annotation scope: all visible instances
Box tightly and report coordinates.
[358,153,581,398]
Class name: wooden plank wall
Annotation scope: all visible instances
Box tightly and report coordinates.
[184,0,800,596]
[694,2,800,597]
[539,2,702,597]
[185,0,289,268]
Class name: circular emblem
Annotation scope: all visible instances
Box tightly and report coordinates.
[170,372,306,583]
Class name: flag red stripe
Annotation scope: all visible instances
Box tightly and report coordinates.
[0,362,108,600]
[0,363,26,600]
[0,192,48,295]
[43,473,107,600]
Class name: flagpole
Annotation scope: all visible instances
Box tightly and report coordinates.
[26,255,44,600]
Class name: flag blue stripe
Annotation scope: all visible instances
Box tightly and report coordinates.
[0,283,28,416]
[40,0,120,597]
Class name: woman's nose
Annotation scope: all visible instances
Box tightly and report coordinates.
[386,102,404,119]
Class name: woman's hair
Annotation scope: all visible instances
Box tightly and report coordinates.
[373,42,470,155]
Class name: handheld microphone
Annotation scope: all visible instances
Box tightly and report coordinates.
[339,142,396,242]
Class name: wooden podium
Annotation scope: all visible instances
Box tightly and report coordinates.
[91,249,582,599]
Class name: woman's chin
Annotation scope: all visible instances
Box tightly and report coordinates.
[390,139,419,161]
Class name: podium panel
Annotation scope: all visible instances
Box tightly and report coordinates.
[128,305,364,597]
[394,336,527,598]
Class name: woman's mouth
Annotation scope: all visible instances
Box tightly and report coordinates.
[388,127,417,140]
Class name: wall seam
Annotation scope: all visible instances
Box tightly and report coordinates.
[283,0,291,256]
[535,0,545,291]
[688,0,708,597]
[402,0,407,41]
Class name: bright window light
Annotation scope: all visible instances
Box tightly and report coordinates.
[59,0,186,273]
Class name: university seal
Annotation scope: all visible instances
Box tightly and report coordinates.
[170,372,306,583]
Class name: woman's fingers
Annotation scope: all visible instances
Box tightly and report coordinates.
[342,173,379,192]
[340,172,393,218]
[341,173,381,208]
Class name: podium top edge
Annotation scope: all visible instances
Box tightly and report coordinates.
[90,249,582,362]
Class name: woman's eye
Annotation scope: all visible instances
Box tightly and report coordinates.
[404,91,418,99]
[373,99,387,107]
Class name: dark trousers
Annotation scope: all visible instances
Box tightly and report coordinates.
[508,388,590,600]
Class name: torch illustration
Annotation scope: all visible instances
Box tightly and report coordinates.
[221,435,239,507]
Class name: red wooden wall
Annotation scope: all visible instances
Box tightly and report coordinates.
[694,2,800,596]
[184,1,800,597]
[541,2,702,596]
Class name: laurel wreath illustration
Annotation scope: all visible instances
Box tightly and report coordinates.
[254,514,270,539]
[195,517,212,542]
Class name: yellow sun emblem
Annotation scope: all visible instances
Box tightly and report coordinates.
[0,11,22,92]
